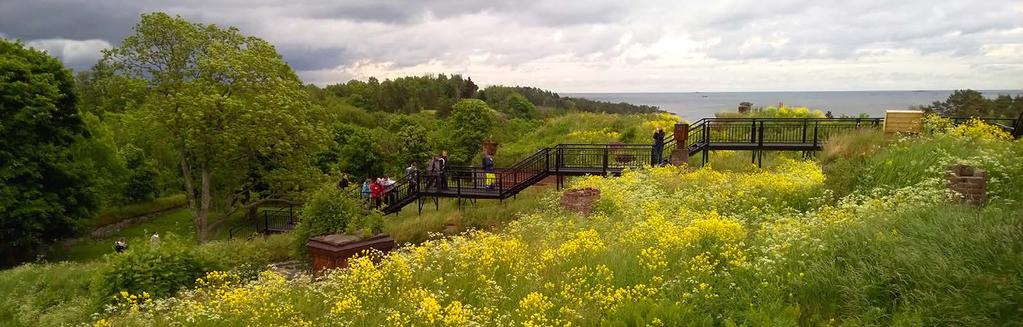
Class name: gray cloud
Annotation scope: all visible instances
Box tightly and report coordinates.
[0,0,1020,90]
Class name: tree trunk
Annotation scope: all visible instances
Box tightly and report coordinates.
[197,163,211,243]
[180,157,202,244]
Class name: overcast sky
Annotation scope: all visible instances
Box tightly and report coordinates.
[2,0,1021,92]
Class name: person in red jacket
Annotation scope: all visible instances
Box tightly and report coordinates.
[370,178,383,209]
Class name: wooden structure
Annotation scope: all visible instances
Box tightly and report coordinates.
[307,233,395,274]
[883,110,924,134]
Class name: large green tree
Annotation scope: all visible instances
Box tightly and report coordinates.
[102,13,327,242]
[0,39,97,264]
[446,99,497,165]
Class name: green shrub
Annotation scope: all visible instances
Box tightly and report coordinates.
[292,184,383,256]
[91,234,202,300]
[193,234,294,279]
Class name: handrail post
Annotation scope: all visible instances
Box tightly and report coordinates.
[813,121,820,148]
[802,119,808,144]
[602,145,609,175]
[758,121,764,147]
[750,119,756,143]
[263,210,269,234]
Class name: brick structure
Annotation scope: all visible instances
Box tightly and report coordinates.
[945,164,987,206]
[669,123,690,165]
[307,233,395,275]
[560,188,601,216]
[483,140,498,155]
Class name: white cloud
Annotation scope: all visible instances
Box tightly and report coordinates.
[24,38,112,69]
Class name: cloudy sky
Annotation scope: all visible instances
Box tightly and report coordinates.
[2,0,1021,92]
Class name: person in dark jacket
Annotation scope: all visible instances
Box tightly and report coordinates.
[482,153,495,189]
[652,127,665,165]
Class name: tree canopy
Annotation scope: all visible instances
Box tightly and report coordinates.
[101,13,328,242]
[446,99,497,165]
[920,89,1023,119]
[0,39,97,265]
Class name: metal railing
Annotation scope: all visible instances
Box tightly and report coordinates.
[380,115,1016,214]
[261,207,296,232]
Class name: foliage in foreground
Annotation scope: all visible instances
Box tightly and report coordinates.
[96,125,1023,325]
[0,234,293,327]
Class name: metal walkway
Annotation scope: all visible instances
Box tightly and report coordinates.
[381,115,1020,214]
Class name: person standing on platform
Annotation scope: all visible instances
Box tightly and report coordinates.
[370,178,383,209]
[438,151,449,190]
[482,153,495,190]
[652,127,665,165]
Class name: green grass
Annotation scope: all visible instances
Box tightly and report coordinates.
[384,184,554,244]
[47,209,197,262]
[0,261,101,327]
[684,149,806,172]
[88,194,187,228]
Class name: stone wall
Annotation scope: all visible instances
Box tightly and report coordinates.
[945,164,987,206]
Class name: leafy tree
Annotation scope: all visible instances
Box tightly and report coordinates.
[505,92,540,119]
[320,124,385,179]
[102,13,327,242]
[71,112,129,205]
[397,122,432,169]
[321,74,478,115]
[921,89,1023,119]
[122,144,160,203]
[0,39,97,264]
[446,99,497,165]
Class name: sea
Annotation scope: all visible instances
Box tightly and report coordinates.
[563,90,1023,120]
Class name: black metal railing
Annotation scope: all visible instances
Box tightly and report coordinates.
[378,116,1015,214]
[688,118,883,149]
[261,207,296,233]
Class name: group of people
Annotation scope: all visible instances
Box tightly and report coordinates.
[360,176,397,208]
[348,150,451,209]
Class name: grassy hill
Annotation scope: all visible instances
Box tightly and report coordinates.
[81,119,1023,326]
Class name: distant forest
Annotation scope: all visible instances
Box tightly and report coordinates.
[310,74,660,116]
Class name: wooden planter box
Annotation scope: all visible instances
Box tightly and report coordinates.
[307,233,395,275]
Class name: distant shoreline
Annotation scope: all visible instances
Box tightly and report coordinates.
[563,90,1023,119]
